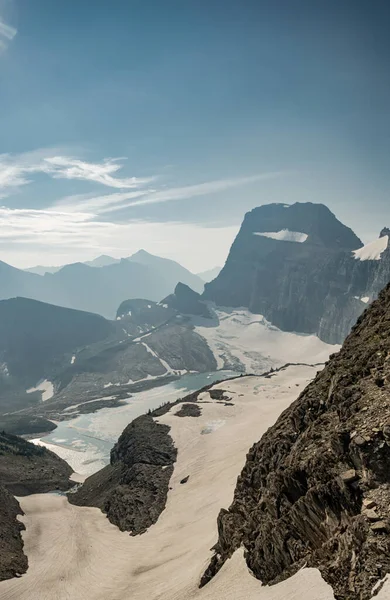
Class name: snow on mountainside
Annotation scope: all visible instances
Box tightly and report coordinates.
[353,235,389,261]
[195,308,338,373]
[204,203,390,344]
[253,229,309,243]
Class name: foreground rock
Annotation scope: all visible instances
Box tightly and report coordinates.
[68,378,238,532]
[0,432,73,581]
[0,487,26,581]
[202,283,390,600]
[0,431,73,495]
[69,414,177,534]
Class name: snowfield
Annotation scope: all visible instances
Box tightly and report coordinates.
[26,379,54,401]
[353,235,389,261]
[0,365,340,600]
[253,229,308,243]
[195,308,339,373]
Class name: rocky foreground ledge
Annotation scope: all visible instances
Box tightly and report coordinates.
[201,283,390,600]
[0,432,73,581]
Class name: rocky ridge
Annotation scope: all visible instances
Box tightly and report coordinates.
[201,282,390,600]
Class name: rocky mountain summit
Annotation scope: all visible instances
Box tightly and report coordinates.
[201,282,390,600]
[204,202,390,344]
[163,282,212,318]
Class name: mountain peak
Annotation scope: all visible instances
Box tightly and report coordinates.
[242,202,363,249]
[380,227,390,238]
[129,249,152,259]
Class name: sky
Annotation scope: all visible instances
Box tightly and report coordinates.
[0,0,389,272]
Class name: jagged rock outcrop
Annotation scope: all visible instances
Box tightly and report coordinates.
[68,377,235,533]
[203,202,390,344]
[0,486,27,581]
[202,282,390,600]
[69,414,177,534]
[163,282,212,318]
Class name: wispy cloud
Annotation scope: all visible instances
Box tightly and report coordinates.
[55,172,288,215]
[0,17,17,52]
[0,146,291,269]
[42,156,153,189]
[0,206,239,272]
[0,151,152,196]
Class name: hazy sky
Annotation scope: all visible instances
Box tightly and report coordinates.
[0,0,389,271]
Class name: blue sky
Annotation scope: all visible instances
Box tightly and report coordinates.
[0,0,389,270]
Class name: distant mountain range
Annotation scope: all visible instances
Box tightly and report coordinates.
[204,202,390,343]
[1,250,204,318]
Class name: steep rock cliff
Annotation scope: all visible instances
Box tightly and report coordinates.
[202,282,390,600]
[203,203,390,344]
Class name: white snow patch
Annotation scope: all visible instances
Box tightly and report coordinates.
[31,438,106,475]
[195,308,338,373]
[353,235,389,261]
[201,419,226,434]
[128,311,132,316]
[361,297,370,304]
[116,316,121,320]
[147,304,152,309]
[141,342,174,374]
[71,355,76,365]
[254,229,308,243]
[26,379,54,401]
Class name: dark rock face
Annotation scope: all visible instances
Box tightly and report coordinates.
[0,432,73,582]
[69,414,177,534]
[202,283,390,600]
[0,486,27,581]
[163,282,212,318]
[0,431,73,495]
[175,403,202,417]
[204,203,390,344]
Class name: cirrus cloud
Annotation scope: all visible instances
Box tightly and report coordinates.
[0,17,17,53]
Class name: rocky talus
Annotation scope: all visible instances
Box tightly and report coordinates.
[202,283,390,600]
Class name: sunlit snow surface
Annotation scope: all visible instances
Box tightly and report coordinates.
[195,308,338,373]
[34,370,239,475]
[26,379,54,401]
[353,235,389,261]
[253,229,308,243]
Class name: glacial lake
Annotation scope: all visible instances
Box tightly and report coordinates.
[38,370,240,475]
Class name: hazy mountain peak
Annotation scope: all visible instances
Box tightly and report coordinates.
[242,202,363,249]
[380,227,390,238]
[197,266,222,282]
[83,255,119,268]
